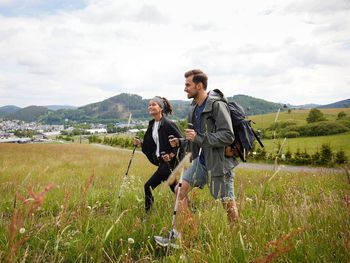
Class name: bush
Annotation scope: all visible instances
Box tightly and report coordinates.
[269,120,297,130]
[335,150,348,164]
[306,108,326,123]
[337,111,347,120]
[295,121,349,136]
[338,120,350,128]
[319,144,333,165]
[292,148,311,165]
[283,131,300,138]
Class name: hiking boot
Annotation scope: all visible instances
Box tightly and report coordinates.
[154,229,181,249]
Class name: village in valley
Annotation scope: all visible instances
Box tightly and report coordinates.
[0,119,148,144]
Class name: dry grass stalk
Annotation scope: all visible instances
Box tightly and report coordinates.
[344,165,350,184]
[7,184,55,262]
[81,171,95,198]
[252,227,305,263]
[56,191,71,229]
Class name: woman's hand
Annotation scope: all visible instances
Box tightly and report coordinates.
[133,137,142,147]
[162,152,175,162]
[169,137,179,148]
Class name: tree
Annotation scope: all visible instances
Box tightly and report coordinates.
[320,144,333,165]
[335,149,348,164]
[337,111,347,120]
[306,108,326,123]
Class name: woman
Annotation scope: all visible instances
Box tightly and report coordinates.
[133,96,184,212]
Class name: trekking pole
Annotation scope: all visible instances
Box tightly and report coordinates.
[161,151,173,174]
[166,170,183,255]
[114,139,138,212]
[168,135,180,165]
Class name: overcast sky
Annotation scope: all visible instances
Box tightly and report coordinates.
[0,0,349,107]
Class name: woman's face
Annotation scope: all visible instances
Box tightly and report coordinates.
[148,100,162,116]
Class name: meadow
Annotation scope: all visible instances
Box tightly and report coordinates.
[260,132,350,156]
[0,143,349,262]
[249,108,350,130]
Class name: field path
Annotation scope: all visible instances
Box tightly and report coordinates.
[91,144,343,174]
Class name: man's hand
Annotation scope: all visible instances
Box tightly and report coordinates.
[169,137,179,148]
[133,137,141,147]
[185,128,196,142]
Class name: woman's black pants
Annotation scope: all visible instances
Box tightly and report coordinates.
[144,161,176,211]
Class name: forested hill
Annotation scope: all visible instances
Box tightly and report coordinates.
[0,105,21,117]
[319,99,350,109]
[1,93,348,124]
[228,94,285,115]
[6,106,50,122]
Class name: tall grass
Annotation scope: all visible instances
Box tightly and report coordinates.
[0,144,349,262]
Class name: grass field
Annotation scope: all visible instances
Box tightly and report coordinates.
[249,108,350,130]
[0,143,349,262]
[260,132,350,156]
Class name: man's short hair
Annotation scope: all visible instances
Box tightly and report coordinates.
[184,69,208,90]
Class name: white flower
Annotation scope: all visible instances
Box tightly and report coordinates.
[87,206,92,210]
[246,197,253,203]
[19,227,26,234]
[252,152,257,155]
[128,238,135,244]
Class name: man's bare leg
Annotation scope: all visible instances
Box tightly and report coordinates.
[222,199,239,225]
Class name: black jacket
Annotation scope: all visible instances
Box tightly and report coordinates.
[142,117,184,166]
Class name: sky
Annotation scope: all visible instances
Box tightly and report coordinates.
[0,0,349,107]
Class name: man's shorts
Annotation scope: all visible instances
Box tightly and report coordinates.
[182,158,235,200]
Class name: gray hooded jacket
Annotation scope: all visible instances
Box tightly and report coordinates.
[184,89,238,176]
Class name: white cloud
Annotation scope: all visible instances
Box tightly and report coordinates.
[0,0,349,107]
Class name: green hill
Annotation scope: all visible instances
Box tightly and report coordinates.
[3,93,349,124]
[319,98,350,109]
[228,94,285,115]
[0,105,21,117]
[6,106,51,122]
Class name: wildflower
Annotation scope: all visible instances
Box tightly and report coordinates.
[252,152,257,155]
[128,238,134,244]
[87,205,92,210]
[246,197,253,202]
[19,227,26,234]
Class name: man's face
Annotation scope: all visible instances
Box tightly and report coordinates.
[184,75,199,99]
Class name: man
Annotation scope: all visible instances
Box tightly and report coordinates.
[170,69,239,224]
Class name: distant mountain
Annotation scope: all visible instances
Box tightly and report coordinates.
[46,105,77,111]
[291,103,320,109]
[6,106,51,122]
[319,98,350,109]
[2,94,349,124]
[79,93,148,119]
[228,94,285,115]
[0,105,21,117]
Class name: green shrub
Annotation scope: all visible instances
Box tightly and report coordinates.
[292,148,311,165]
[268,120,297,130]
[319,144,333,165]
[283,131,300,138]
[337,111,347,120]
[335,149,348,164]
[295,121,349,136]
[338,120,350,128]
[306,108,326,123]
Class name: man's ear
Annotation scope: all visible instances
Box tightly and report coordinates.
[196,82,203,90]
